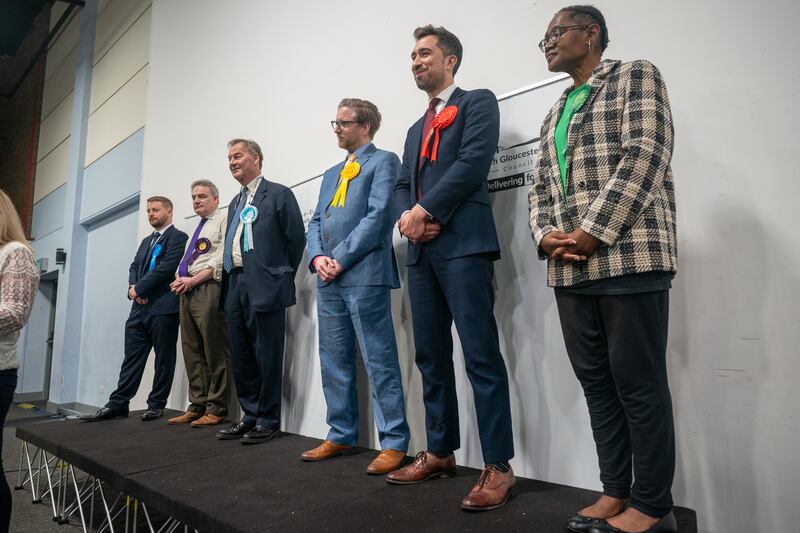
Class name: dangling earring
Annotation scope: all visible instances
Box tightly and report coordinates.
[588,41,592,53]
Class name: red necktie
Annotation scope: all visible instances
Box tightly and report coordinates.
[416,97,440,199]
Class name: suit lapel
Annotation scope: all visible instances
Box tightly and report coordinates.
[563,60,619,187]
[418,88,464,174]
[323,161,347,207]
[325,144,377,207]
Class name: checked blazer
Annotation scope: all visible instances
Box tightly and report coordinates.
[529,59,678,287]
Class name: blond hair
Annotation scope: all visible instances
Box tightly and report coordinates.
[0,190,30,249]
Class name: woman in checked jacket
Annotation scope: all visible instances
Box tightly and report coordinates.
[529,6,678,533]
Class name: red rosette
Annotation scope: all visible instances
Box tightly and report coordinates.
[421,105,458,162]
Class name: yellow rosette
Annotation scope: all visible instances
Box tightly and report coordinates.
[330,160,361,207]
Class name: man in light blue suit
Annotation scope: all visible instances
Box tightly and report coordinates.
[303,98,410,475]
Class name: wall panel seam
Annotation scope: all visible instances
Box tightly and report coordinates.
[93,4,152,67]
[88,63,148,119]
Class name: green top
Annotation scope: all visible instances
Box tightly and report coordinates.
[554,83,591,198]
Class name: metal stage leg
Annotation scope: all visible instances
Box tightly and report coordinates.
[34,451,60,518]
[65,465,87,533]
[14,440,25,490]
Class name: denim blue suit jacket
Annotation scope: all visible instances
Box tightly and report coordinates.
[307,143,401,289]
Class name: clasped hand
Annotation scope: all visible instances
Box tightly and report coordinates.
[170,276,194,295]
[313,256,344,282]
[127,285,148,305]
[398,205,441,243]
[541,228,602,262]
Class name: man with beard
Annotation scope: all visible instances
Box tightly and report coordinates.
[83,197,188,422]
[387,25,516,511]
[302,99,410,474]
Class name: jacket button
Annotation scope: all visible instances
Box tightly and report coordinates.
[578,181,586,188]
[325,212,331,218]
[323,234,329,242]
[548,195,553,204]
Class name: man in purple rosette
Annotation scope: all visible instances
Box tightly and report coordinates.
[169,180,232,428]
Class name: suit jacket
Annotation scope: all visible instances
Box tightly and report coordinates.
[128,225,188,315]
[393,87,501,266]
[220,178,305,313]
[528,59,678,287]
[307,144,401,289]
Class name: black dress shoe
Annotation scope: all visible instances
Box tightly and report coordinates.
[80,407,127,422]
[589,511,677,533]
[567,513,604,532]
[240,425,280,445]
[141,409,164,421]
[217,421,255,440]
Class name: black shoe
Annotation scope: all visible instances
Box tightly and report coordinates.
[141,409,164,421]
[568,513,604,532]
[589,511,677,533]
[240,425,280,445]
[80,407,127,422]
[217,421,255,440]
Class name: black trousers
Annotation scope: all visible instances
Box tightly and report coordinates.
[0,369,17,532]
[555,290,675,518]
[224,270,285,429]
[107,309,179,412]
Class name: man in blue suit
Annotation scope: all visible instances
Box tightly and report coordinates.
[83,196,189,422]
[217,138,305,444]
[386,25,516,511]
[302,99,410,474]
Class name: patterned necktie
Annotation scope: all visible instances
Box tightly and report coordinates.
[417,97,440,199]
[178,218,207,277]
[222,188,248,273]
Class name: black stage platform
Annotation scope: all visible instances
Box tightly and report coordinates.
[17,411,697,532]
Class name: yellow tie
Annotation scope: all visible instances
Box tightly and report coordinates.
[330,153,361,207]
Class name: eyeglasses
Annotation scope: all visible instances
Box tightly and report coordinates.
[538,25,589,52]
[330,120,362,130]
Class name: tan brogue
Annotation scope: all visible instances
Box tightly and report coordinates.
[301,440,352,462]
[460,465,516,511]
[385,451,456,484]
[366,449,406,475]
[167,411,203,425]
[190,413,225,427]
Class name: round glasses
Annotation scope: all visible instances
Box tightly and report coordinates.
[538,25,589,52]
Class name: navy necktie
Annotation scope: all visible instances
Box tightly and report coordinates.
[222,188,247,273]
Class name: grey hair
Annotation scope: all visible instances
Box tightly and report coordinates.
[227,138,264,168]
[190,179,219,198]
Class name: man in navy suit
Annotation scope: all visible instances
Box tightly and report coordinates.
[217,138,305,444]
[386,25,516,511]
[83,196,188,422]
[302,99,410,474]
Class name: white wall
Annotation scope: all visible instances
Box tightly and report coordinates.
[139,1,800,532]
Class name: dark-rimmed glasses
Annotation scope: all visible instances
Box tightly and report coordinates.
[538,25,589,52]
[331,120,361,130]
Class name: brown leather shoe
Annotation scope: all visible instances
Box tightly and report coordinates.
[385,451,456,484]
[366,449,406,475]
[190,413,226,427]
[168,411,203,425]
[301,440,352,462]
[460,465,516,511]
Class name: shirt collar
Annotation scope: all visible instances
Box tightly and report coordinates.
[152,223,172,235]
[245,175,263,194]
[350,142,373,160]
[432,83,456,106]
